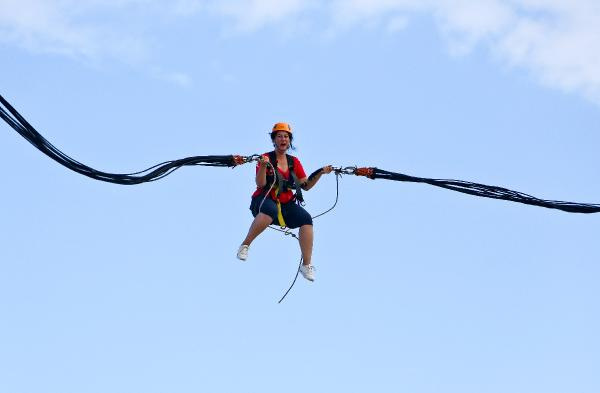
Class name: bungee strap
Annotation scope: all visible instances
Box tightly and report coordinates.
[334,166,600,214]
[0,94,258,184]
[2,94,598,214]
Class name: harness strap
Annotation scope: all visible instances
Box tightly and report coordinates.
[275,194,286,227]
[263,151,307,226]
[291,169,304,204]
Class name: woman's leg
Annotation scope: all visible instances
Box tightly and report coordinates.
[299,224,314,266]
[242,212,273,246]
[242,196,277,247]
[283,202,314,266]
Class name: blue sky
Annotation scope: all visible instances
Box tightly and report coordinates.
[1,1,599,392]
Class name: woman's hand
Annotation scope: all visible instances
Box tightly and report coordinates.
[255,155,270,188]
[258,154,270,167]
[302,165,333,191]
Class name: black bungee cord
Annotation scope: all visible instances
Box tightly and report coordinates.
[3,93,597,213]
[0,94,242,184]
[2,93,599,304]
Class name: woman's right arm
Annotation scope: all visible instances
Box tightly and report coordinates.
[255,155,269,188]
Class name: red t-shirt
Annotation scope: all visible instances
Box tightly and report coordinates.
[252,153,307,204]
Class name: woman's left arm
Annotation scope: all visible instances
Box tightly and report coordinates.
[301,165,334,191]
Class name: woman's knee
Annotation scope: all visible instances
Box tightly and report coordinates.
[255,212,274,225]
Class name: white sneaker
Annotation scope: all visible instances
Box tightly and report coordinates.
[299,264,315,282]
[237,245,249,261]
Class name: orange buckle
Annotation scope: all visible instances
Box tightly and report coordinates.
[355,167,374,178]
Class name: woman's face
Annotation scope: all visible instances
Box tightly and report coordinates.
[273,131,291,151]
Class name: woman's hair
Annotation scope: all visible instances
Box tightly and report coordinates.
[270,131,295,150]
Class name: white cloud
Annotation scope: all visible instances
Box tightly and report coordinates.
[0,0,150,61]
[204,0,600,103]
[209,0,318,32]
[1,0,600,102]
[0,0,202,86]
[171,0,205,16]
[387,15,409,33]
[151,68,194,88]
[329,0,600,104]
[431,0,514,55]
[327,0,600,103]
[494,1,600,102]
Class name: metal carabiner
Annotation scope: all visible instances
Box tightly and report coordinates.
[333,166,357,176]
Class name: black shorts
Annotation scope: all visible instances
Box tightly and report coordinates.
[250,195,313,229]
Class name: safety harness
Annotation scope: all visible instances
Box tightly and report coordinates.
[263,151,304,227]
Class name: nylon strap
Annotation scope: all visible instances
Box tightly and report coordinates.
[276,200,286,227]
[272,185,286,227]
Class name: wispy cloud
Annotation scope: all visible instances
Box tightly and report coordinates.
[211,0,600,104]
[150,68,194,88]
[329,0,600,104]
[0,0,194,85]
[1,0,600,103]
[493,1,600,102]
[0,0,147,61]
[210,0,318,32]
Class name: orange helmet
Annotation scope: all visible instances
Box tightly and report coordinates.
[272,122,292,133]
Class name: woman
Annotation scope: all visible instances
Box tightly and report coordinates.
[237,122,333,281]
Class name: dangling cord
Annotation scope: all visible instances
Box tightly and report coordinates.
[311,171,341,220]
[271,228,303,304]
[256,160,277,217]
[276,171,341,303]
